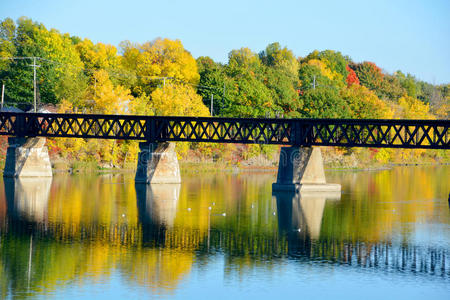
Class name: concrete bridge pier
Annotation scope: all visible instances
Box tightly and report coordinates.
[272,146,340,193]
[3,137,53,178]
[135,142,181,184]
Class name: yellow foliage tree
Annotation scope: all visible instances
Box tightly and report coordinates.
[151,84,209,117]
[228,47,261,69]
[395,96,434,160]
[76,39,121,71]
[150,84,209,158]
[52,71,138,166]
[136,38,199,84]
[87,70,132,114]
[340,85,392,119]
[129,92,153,116]
[36,27,84,75]
[397,95,433,119]
[305,59,336,80]
[434,100,449,119]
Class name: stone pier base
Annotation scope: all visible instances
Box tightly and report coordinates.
[272,147,340,193]
[3,137,53,178]
[135,142,181,184]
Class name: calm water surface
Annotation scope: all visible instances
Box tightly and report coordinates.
[0,166,449,299]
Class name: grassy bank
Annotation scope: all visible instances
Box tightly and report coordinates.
[47,148,450,174]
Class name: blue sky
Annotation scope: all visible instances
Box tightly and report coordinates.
[1,0,449,84]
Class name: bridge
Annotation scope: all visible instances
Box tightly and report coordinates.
[0,112,448,191]
[0,112,448,148]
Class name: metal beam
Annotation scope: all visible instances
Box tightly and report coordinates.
[0,112,448,149]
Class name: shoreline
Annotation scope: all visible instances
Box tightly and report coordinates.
[19,160,449,176]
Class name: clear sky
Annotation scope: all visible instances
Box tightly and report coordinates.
[1,0,449,84]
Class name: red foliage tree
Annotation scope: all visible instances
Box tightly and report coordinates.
[346,65,360,86]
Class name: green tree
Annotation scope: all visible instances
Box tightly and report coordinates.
[228,47,261,72]
[196,56,228,115]
[381,74,406,101]
[0,17,86,106]
[350,61,384,97]
[222,48,275,117]
[395,71,417,98]
[259,42,298,75]
[301,50,350,83]
[298,60,336,91]
[260,43,301,117]
[300,87,350,118]
[263,67,301,117]
[0,18,16,70]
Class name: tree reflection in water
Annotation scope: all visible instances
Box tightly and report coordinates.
[0,168,448,299]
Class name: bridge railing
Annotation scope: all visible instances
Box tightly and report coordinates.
[0,112,448,149]
[154,117,293,144]
[305,118,449,149]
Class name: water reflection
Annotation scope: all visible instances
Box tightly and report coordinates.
[136,183,181,246]
[274,191,340,256]
[4,177,52,224]
[136,183,181,228]
[0,167,449,299]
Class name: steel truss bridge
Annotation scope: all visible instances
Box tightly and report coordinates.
[0,112,448,149]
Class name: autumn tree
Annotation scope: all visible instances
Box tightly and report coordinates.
[74,38,135,88]
[340,85,391,119]
[120,38,200,97]
[150,84,209,116]
[259,42,298,76]
[227,47,261,72]
[85,70,131,114]
[381,74,406,101]
[350,61,385,97]
[298,59,340,92]
[397,95,433,119]
[0,18,16,70]
[345,65,359,86]
[301,50,350,83]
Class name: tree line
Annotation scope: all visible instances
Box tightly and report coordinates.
[0,17,448,166]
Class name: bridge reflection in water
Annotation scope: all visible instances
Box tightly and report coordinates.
[135,183,181,246]
[0,171,449,297]
[4,177,52,224]
[274,191,340,255]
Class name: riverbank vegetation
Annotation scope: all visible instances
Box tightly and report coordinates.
[0,17,448,171]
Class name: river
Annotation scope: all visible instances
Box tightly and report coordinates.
[0,166,449,299]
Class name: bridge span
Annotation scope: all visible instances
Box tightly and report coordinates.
[0,112,448,148]
[0,112,448,192]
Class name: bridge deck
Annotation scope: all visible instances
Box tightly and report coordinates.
[0,112,448,149]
